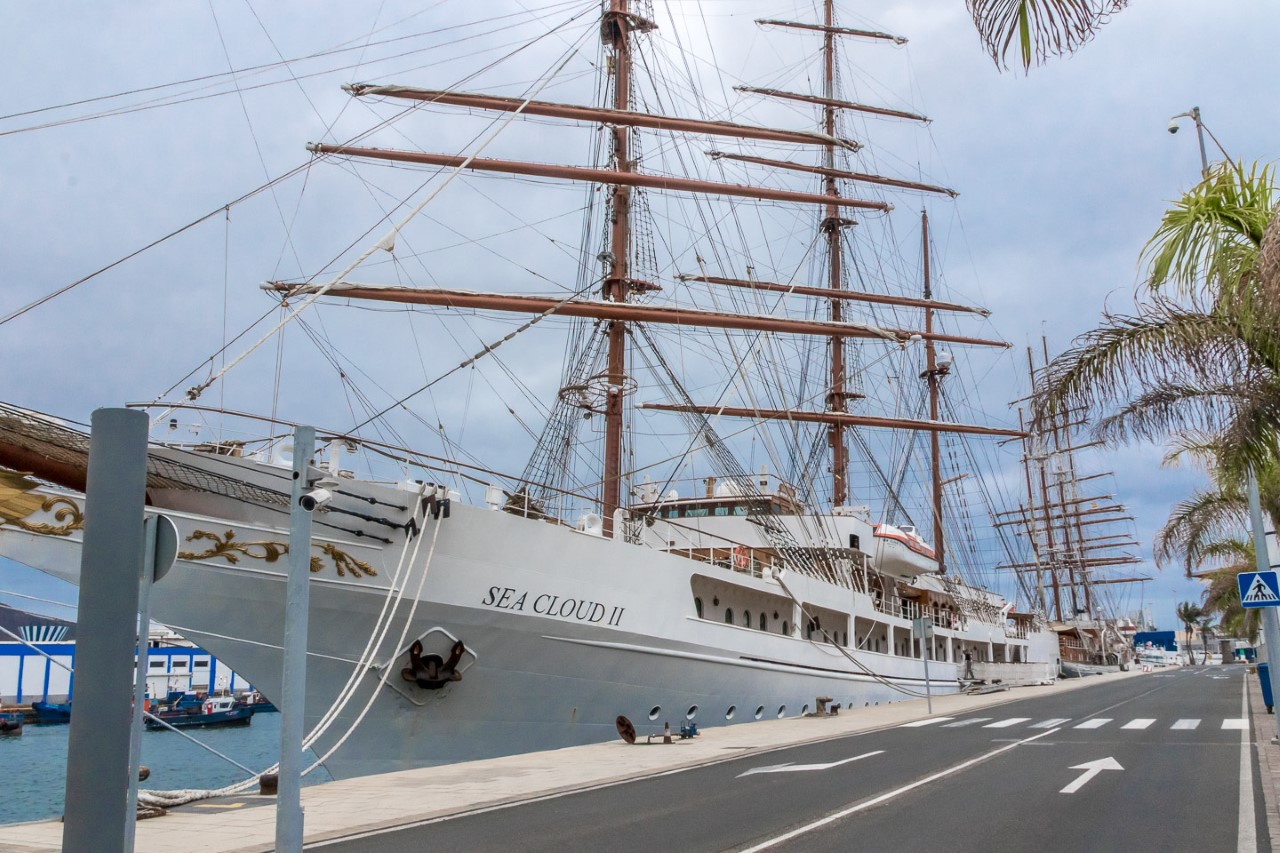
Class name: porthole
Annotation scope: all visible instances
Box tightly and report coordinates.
[725,705,736,720]
[802,703,810,716]
[777,704,786,718]
[754,705,765,720]
[648,705,661,721]
[686,705,699,720]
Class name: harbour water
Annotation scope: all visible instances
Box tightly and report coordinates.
[0,712,330,825]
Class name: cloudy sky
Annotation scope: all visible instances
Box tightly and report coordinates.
[2,0,1277,635]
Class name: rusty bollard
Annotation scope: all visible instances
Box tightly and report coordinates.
[663,722,672,744]
[259,773,279,795]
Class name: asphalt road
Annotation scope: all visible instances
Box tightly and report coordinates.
[314,666,1269,853]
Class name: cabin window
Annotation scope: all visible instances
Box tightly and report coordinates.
[733,506,748,516]
[842,632,848,647]
[849,534,860,550]
[806,620,815,639]
[782,620,789,636]
[694,597,703,619]
[663,509,679,519]
[759,613,768,632]
[743,610,752,628]
[714,507,730,517]
[687,508,709,518]
[724,608,734,624]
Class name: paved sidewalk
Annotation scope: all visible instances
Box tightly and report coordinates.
[3,667,1235,853]
[1247,667,1280,845]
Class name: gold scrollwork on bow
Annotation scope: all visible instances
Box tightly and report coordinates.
[180,529,376,578]
[0,471,85,537]
[178,529,287,564]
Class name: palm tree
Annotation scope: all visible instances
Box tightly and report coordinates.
[966,0,1129,71]
[1034,163,1280,476]
[1176,601,1203,663]
[1200,556,1262,643]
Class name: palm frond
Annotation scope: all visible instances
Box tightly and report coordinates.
[966,0,1128,71]
[1143,162,1278,300]
[1154,488,1248,576]
[1033,302,1248,427]
[1093,381,1254,448]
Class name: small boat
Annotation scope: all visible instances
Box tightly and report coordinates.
[31,701,72,724]
[0,712,22,736]
[145,694,252,730]
[242,691,278,713]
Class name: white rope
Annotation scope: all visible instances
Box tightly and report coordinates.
[305,507,445,771]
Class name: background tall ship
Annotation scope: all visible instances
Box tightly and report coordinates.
[1001,343,1146,677]
[0,0,1061,780]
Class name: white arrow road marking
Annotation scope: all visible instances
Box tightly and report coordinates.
[1060,757,1123,794]
[737,750,884,777]
[1074,718,1111,729]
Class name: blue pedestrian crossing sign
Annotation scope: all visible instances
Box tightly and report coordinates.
[1238,571,1280,608]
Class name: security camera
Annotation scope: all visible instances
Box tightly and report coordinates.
[1167,120,1179,135]
[299,488,333,512]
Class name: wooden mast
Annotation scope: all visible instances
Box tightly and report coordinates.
[602,0,634,535]
[922,211,945,573]
[822,0,851,509]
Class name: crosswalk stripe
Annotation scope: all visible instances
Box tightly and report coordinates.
[900,717,954,727]
[1122,719,1155,730]
[1171,719,1200,730]
[1030,718,1070,729]
[942,718,992,728]
[1222,719,1249,730]
[1074,718,1111,729]
[984,717,1030,728]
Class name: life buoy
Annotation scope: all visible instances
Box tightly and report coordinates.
[733,546,749,570]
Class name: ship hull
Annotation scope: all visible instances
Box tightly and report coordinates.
[0,478,1056,780]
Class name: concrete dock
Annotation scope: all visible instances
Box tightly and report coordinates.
[5,667,1279,851]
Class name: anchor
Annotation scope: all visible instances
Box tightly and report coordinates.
[401,639,466,689]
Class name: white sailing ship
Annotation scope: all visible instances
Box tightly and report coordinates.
[0,1,1060,780]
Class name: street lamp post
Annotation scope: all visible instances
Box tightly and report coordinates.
[1171,107,1280,736]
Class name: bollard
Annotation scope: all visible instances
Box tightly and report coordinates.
[259,773,280,796]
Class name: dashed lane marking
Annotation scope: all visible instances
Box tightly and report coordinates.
[984,718,1031,728]
[941,718,992,728]
[1121,719,1155,730]
[1222,719,1249,730]
[1031,718,1071,729]
[1171,719,1201,730]
[899,717,954,727]
[1074,718,1111,729]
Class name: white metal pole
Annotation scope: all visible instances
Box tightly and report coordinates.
[276,425,316,852]
[1244,469,1280,740]
[123,517,157,851]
